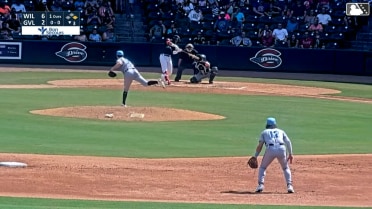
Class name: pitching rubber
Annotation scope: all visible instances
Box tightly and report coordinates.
[0,161,28,168]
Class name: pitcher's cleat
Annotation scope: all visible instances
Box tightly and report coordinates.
[287,184,295,193]
[255,184,264,193]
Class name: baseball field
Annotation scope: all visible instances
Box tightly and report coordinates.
[0,66,372,209]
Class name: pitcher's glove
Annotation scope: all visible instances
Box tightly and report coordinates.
[108,71,117,78]
[247,156,258,169]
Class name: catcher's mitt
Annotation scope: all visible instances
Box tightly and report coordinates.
[247,156,258,169]
[108,71,117,78]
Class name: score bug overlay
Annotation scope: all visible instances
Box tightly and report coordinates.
[21,12,80,35]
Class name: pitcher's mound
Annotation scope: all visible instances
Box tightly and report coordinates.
[30,106,225,122]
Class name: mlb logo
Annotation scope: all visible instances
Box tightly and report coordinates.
[346,3,370,16]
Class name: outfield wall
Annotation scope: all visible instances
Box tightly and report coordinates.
[1,40,371,76]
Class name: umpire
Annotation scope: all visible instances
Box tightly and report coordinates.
[174,43,199,82]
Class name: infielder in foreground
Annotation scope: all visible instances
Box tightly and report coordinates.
[189,54,218,84]
[108,50,165,107]
[252,117,294,193]
[159,38,182,85]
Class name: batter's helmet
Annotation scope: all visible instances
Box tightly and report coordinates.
[116,50,124,57]
[197,54,207,61]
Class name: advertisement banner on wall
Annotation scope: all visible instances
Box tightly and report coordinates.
[55,42,87,63]
[0,42,22,60]
[250,48,282,69]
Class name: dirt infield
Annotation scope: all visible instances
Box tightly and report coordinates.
[0,153,372,207]
[1,67,372,207]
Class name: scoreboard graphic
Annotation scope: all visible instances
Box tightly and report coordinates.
[21,12,80,35]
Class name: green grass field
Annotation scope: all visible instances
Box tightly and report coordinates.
[0,70,371,208]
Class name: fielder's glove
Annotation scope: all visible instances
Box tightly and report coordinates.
[247,156,258,169]
[108,71,117,78]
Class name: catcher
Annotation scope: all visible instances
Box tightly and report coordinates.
[108,50,166,107]
[248,117,294,193]
[189,54,218,84]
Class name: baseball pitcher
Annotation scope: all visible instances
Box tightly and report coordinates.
[189,54,218,84]
[108,50,165,107]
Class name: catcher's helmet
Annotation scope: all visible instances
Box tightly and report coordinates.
[116,50,124,57]
[197,54,207,61]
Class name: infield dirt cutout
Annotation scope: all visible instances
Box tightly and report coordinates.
[2,75,372,207]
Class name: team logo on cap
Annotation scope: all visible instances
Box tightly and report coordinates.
[55,42,87,63]
[250,48,282,69]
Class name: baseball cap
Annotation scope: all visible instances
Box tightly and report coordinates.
[266,117,276,126]
[116,50,124,56]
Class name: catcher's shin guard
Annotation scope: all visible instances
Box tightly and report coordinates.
[190,76,198,83]
[209,73,216,84]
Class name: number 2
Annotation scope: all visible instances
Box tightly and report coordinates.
[42,20,45,25]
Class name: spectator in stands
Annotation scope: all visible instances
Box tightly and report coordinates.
[217,10,230,21]
[35,0,50,12]
[299,31,313,48]
[0,22,13,40]
[74,28,88,41]
[166,22,179,39]
[252,0,266,17]
[313,32,325,49]
[289,0,306,19]
[74,0,85,12]
[182,0,194,15]
[287,34,299,48]
[86,9,102,28]
[89,28,102,42]
[258,24,272,38]
[193,31,206,44]
[210,2,219,16]
[188,6,203,23]
[0,1,11,20]
[316,7,332,26]
[149,20,166,42]
[7,13,21,34]
[316,0,330,10]
[98,0,114,20]
[85,0,99,9]
[344,15,358,29]
[304,10,316,26]
[11,0,26,20]
[198,0,207,10]
[207,0,218,7]
[286,16,299,33]
[232,7,245,30]
[272,23,288,45]
[51,0,63,11]
[260,30,274,47]
[265,2,282,17]
[230,31,252,47]
[214,11,230,32]
[308,17,323,33]
[102,25,116,42]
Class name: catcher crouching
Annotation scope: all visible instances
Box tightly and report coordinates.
[189,54,218,84]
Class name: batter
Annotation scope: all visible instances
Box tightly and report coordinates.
[253,117,294,193]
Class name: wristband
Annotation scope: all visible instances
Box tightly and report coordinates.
[254,151,259,158]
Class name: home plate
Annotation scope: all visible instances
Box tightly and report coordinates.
[0,161,28,168]
[130,113,145,118]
